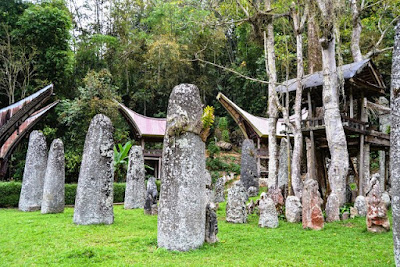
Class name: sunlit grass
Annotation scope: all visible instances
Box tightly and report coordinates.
[0,203,394,266]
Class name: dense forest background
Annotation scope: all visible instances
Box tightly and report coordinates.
[0,0,398,182]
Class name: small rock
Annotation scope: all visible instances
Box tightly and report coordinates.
[355,196,367,217]
[382,191,391,209]
[258,192,279,228]
[350,207,358,218]
[341,211,350,221]
[285,196,302,223]
[216,141,232,151]
[247,186,258,197]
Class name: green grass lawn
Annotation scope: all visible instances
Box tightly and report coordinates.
[0,202,395,266]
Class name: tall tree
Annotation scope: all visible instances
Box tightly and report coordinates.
[315,0,349,220]
[391,18,400,267]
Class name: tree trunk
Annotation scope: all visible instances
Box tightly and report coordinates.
[390,19,400,267]
[264,0,279,189]
[350,0,363,62]
[316,0,349,217]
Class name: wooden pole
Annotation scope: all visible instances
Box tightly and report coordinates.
[307,90,316,180]
[257,137,261,177]
[350,87,354,118]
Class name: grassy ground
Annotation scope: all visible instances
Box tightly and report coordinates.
[0,202,394,266]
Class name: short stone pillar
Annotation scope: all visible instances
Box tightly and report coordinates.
[285,196,302,223]
[73,114,114,225]
[277,138,291,190]
[214,176,226,203]
[302,179,324,230]
[144,177,158,215]
[355,196,367,217]
[19,130,48,212]
[124,146,146,209]
[226,181,248,223]
[240,139,259,197]
[41,139,65,214]
[325,193,340,222]
[366,177,390,232]
[157,84,206,251]
[205,202,218,243]
[258,192,279,228]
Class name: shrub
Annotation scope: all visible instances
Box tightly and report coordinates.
[0,182,127,207]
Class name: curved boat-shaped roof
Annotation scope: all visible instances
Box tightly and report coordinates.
[0,101,59,160]
[276,58,385,93]
[0,84,53,145]
[217,93,307,139]
[118,102,166,139]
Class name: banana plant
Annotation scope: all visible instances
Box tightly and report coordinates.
[113,141,133,172]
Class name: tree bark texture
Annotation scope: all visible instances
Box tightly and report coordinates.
[390,19,400,267]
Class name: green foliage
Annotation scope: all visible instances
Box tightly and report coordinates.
[0,182,21,207]
[0,182,126,207]
[207,141,220,158]
[113,141,133,182]
[202,106,215,129]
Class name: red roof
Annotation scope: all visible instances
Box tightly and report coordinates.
[118,103,166,139]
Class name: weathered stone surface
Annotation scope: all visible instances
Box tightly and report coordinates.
[205,170,215,204]
[346,184,352,204]
[73,114,114,225]
[258,192,279,228]
[214,176,226,203]
[124,146,146,209]
[247,186,258,197]
[157,84,206,251]
[350,207,358,219]
[366,178,390,232]
[302,179,324,230]
[285,196,302,223]
[41,139,65,214]
[326,193,340,222]
[216,141,232,151]
[277,138,291,189]
[226,181,248,223]
[341,211,350,221]
[19,131,48,212]
[267,186,284,207]
[247,199,256,214]
[355,196,367,217]
[382,191,391,209]
[240,139,259,196]
[144,177,158,215]
[205,202,218,243]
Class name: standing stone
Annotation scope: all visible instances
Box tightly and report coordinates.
[157,84,206,251]
[325,193,340,222]
[285,196,302,223]
[355,196,367,217]
[342,211,350,220]
[379,97,390,193]
[41,139,65,214]
[19,131,48,212]
[366,177,390,232]
[382,191,391,209]
[302,179,324,230]
[240,139,259,196]
[124,146,146,209]
[144,177,158,215]
[73,114,114,225]
[350,207,358,218]
[205,202,218,244]
[205,170,215,204]
[258,192,279,228]
[277,138,291,189]
[226,181,248,223]
[214,176,226,203]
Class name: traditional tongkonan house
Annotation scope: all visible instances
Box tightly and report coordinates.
[0,85,58,177]
[117,102,166,179]
[218,58,389,200]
